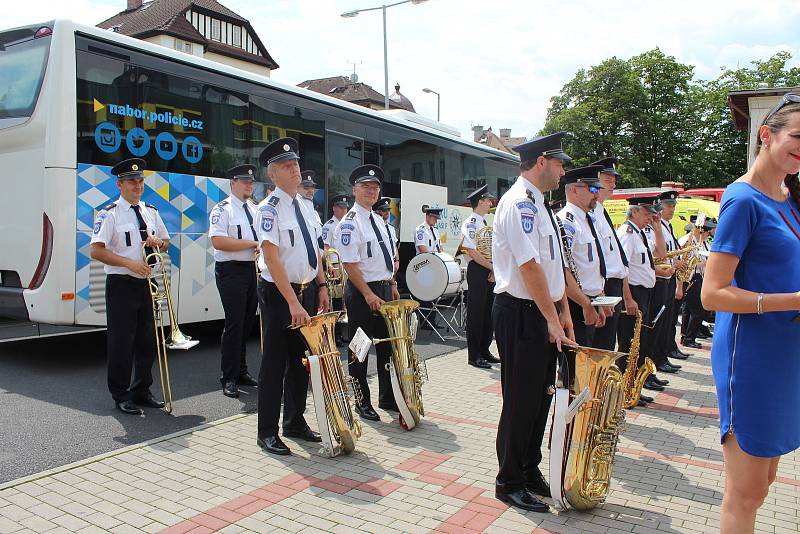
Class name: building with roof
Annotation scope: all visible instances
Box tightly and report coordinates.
[727,85,800,168]
[298,77,415,112]
[470,126,526,155]
[97,0,278,77]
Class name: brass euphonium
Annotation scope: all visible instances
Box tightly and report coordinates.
[373,299,426,430]
[293,311,362,457]
[621,311,655,409]
[142,244,199,414]
[549,344,626,511]
[475,226,493,260]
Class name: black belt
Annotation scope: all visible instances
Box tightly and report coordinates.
[495,292,535,309]
[107,274,147,283]
[367,280,392,289]
[217,260,253,267]
[262,280,317,294]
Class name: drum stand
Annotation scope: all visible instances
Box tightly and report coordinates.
[418,295,465,342]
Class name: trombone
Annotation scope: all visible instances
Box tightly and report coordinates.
[142,243,198,413]
[255,248,264,354]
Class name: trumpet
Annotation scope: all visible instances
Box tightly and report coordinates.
[142,243,199,413]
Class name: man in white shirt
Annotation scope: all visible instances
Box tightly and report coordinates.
[372,197,399,273]
[208,164,260,399]
[254,138,329,456]
[90,158,170,415]
[492,132,574,513]
[414,208,443,253]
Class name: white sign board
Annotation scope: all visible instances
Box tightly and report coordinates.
[399,180,448,243]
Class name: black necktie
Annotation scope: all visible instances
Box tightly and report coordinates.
[585,213,607,279]
[292,198,317,269]
[242,203,256,240]
[385,223,395,256]
[639,227,655,269]
[604,208,628,267]
[665,220,679,249]
[132,205,154,263]
[369,214,394,272]
[429,226,440,252]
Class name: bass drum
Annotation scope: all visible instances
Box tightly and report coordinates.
[405,252,462,302]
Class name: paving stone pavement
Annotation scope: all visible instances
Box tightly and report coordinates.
[1,339,798,534]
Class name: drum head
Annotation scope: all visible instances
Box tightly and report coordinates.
[406,253,448,301]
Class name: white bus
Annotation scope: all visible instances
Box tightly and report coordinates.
[0,19,519,340]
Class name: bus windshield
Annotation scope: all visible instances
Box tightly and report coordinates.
[0,26,51,120]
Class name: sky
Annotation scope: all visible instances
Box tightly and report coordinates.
[7,0,800,141]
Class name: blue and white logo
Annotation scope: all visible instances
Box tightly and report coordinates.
[94,122,121,154]
[416,230,424,241]
[93,220,102,234]
[211,213,220,225]
[261,216,273,232]
[155,131,178,161]
[182,136,203,164]
[341,232,351,246]
[521,213,535,234]
[125,127,150,157]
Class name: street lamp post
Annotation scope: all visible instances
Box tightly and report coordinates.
[422,87,440,121]
[341,0,430,110]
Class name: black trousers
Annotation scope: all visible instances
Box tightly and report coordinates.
[466,262,495,362]
[257,279,318,437]
[493,292,557,494]
[647,278,670,365]
[617,284,652,371]
[215,261,257,383]
[105,275,156,403]
[652,277,677,365]
[569,297,597,347]
[594,277,623,351]
[682,274,707,341]
[346,280,392,407]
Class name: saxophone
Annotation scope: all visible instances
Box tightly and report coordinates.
[621,311,656,409]
[549,344,626,510]
[555,215,581,289]
[654,244,699,283]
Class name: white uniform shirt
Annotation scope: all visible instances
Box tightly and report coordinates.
[321,216,341,248]
[492,176,565,301]
[333,203,394,283]
[415,222,441,253]
[593,203,627,279]
[208,196,259,262]
[460,212,487,252]
[617,221,655,288]
[255,187,320,284]
[91,196,170,278]
[557,202,605,296]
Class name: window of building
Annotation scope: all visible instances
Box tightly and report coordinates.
[233,26,241,48]
[173,39,192,54]
[211,18,220,41]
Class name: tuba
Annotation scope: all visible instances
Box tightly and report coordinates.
[324,248,346,300]
[293,311,362,456]
[621,311,656,409]
[373,300,426,430]
[549,345,626,510]
[475,226,493,260]
[142,244,199,414]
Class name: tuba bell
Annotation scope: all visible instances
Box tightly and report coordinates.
[373,300,426,430]
[549,344,626,510]
[292,311,362,456]
[142,244,199,413]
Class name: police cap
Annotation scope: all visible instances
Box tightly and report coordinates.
[111,158,147,180]
[466,184,496,203]
[299,170,318,188]
[512,131,572,164]
[225,164,256,181]
[591,157,621,177]
[658,190,679,204]
[331,195,350,209]
[627,195,659,213]
[424,207,444,219]
[562,165,604,187]
[349,164,383,185]
[259,137,300,166]
[373,197,391,212]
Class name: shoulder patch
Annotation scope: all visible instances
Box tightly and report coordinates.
[565,211,574,222]
[626,225,634,233]
[218,199,229,207]
[469,216,478,223]
[515,199,536,212]
[102,202,116,211]
[144,202,158,211]
[345,211,356,221]
[326,218,335,225]
[268,196,280,207]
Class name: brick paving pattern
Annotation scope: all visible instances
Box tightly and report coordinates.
[1,340,798,533]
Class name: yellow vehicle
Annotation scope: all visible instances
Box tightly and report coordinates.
[605,197,720,238]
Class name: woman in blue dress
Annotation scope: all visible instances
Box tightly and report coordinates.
[702,94,800,533]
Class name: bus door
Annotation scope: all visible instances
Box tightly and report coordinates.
[325,131,364,218]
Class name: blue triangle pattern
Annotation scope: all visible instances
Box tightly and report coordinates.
[167,243,181,268]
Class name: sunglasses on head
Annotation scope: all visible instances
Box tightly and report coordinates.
[764,93,800,123]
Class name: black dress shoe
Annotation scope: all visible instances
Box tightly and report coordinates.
[495,489,549,513]
[482,353,501,364]
[643,377,665,392]
[524,471,550,497]
[673,347,690,357]
[670,350,689,360]
[237,373,258,387]
[355,404,380,421]
[681,339,702,349]
[223,380,239,398]
[468,358,492,369]
[378,402,399,412]
[257,435,290,456]
[115,400,143,415]
[666,359,681,370]
[134,394,165,409]
[652,376,669,386]
[283,426,322,442]
[656,362,679,373]
[640,393,654,403]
